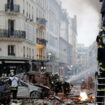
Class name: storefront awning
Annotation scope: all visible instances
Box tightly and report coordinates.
[4,61,25,63]
[36,44,45,49]
[0,56,30,61]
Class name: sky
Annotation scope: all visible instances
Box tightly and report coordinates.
[60,0,101,47]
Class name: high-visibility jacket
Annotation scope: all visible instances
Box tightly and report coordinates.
[96,30,105,64]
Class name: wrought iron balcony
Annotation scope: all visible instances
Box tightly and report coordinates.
[0,29,26,39]
[5,4,20,13]
[36,18,47,27]
[36,38,48,46]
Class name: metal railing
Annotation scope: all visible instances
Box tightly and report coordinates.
[5,4,20,13]
[36,38,48,46]
[0,29,26,39]
[36,18,47,27]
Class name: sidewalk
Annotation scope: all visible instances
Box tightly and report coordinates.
[11,103,21,105]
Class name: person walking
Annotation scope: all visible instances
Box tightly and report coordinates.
[9,71,19,103]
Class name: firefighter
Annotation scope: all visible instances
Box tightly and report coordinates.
[96,27,105,105]
[100,0,105,26]
[9,71,19,103]
[96,28,103,66]
[96,27,105,73]
[63,82,70,96]
[96,1,105,104]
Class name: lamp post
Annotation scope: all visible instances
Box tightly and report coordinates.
[59,66,64,80]
[47,52,52,60]
[47,52,56,73]
[40,65,46,72]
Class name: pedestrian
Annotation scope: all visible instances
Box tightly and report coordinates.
[9,71,19,103]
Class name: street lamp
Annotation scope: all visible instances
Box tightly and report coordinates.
[47,52,52,60]
[40,66,46,72]
[59,66,64,79]
[48,52,52,56]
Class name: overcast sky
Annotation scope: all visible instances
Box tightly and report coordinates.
[60,0,101,47]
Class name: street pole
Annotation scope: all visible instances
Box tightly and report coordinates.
[29,60,32,72]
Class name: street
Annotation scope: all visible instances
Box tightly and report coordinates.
[0,71,95,105]
[10,101,95,105]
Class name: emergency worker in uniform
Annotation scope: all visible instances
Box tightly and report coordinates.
[9,71,19,103]
[96,28,105,75]
[96,27,105,105]
[63,82,70,96]
[96,1,105,104]
[100,0,105,26]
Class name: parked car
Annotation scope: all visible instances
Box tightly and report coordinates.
[0,77,42,99]
[18,80,42,98]
[35,84,50,98]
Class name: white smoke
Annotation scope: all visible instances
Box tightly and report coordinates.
[60,0,101,46]
[86,0,101,12]
[60,0,101,14]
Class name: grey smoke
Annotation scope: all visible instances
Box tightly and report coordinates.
[60,0,101,15]
[60,0,101,46]
[86,0,101,12]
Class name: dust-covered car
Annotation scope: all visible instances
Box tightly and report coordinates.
[35,84,50,98]
[0,77,42,99]
[18,80,42,98]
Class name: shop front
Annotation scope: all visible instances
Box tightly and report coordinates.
[0,58,30,77]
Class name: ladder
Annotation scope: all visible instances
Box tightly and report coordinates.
[95,73,105,105]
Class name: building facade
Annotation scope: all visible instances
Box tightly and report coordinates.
[77,44,88,74]
[0,0,36,75]
[46,0,61,74]
[88,42,97,70]
[59,10,71,78]
[0,0,77,77]
[35,0,48,60]
[69,16,77,65]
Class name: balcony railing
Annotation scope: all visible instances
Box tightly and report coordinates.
[37,38,48,46]
[5,4,20,13]
[0,29,26,39]
[36,18,47,27]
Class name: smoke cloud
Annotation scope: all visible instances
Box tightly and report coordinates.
[60,0,101,46]
[86,0,101,12]
[60,0,101,15]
